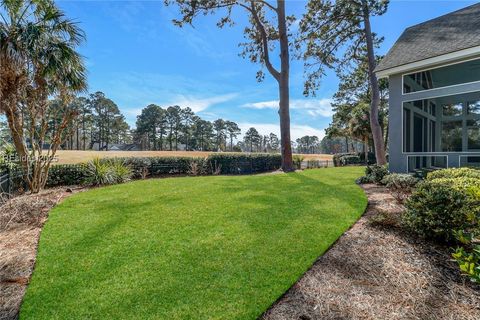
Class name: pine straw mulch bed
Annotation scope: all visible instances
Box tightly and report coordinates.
[0,188,82,320]
[263,184,480,320]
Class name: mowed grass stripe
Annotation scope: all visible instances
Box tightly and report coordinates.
[21,167,366,319]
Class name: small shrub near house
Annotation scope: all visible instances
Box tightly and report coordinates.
[381,173,419,203]
[403,167,480,282]
[356,164,389,184]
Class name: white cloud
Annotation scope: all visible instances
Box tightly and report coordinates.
[242,101,279,109]
[242,98,334,117]
[238,122,326,141]
[170,93,238,113]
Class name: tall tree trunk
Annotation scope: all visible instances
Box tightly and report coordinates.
[4,102,29,174]
[362,4,387,165]
[277,0,294,171]
[82,113,86,150]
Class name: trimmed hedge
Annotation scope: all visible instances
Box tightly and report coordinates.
[333,153,361,166]
[47,164,89,187]
[43,153,283,187]
[206,153,282,174]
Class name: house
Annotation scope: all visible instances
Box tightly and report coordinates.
[91,143,142,151]
[376,3,480,173]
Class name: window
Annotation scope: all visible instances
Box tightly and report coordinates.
[468,100,480,115]
[408,156,447,172]
[467,120,480,150]
[442,121,463,151]
[403,58,480,93]
[443,103,463,117]
[403,92,480,153]
[460,156,480,167]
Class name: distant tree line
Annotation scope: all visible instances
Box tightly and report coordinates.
[48,91,132,151]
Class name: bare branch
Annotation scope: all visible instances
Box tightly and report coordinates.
[248,0,280,81]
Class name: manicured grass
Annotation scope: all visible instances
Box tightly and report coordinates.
[21,167,366,319]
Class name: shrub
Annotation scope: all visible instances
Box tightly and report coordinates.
[85,158,115,186]
[356,175,373,184]
[403,180,479,243]
[356,165,389,185]
[427,167,480,181]
[292,155,304,170]
[365,165,389,184]
[382,173,419,203]
[109,159,133,184]
[452,230,480,283]
[0,143,18,172]
[357,151,376,164]
[188,160,206,176]
[306,159,329,169]
[46,164,88,187]
[205,153,281,174]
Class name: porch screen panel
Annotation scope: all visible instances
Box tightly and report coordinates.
[403,58,480,93]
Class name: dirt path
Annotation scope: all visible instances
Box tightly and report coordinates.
[0,188,79,320]
[263,184,480,320]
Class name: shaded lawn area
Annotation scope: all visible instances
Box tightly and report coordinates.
[21,167,366,319]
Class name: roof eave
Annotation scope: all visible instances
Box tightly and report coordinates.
[375,45,480,79]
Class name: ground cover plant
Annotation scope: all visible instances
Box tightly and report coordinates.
[20,167,366,319]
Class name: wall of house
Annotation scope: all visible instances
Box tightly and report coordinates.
[388,65,480,173]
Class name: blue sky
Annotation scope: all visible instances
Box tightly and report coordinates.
[57,0,477,140]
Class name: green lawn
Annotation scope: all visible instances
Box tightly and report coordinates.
[21,167,366,319]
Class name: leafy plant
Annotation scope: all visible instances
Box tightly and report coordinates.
[403,180,479,243]
[85,158,115,186]
[427,167,480,181]
[188,160,205,176]
[452,230,480,283]
[356,165,389,185]
[109,160,133,184]
[292,155,304,170]
[382,173,419,203]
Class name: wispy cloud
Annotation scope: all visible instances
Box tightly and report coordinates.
[242,98,334,117]
[167,93,238,113]
[238,122,326,140]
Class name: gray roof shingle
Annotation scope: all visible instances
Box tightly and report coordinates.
[376,3,480,72]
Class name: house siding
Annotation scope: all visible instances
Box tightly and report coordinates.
[388,69,480,173]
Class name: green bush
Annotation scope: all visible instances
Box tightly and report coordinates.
[356,165,389,185]
[404,180,479,243]
[86,158,115,186]
[452,230,480,283]
[205,153,281,174]
[427,167,480,181]
[110,159,133,184]
[292,155,304,170]
[365,165,389,184]
[46,164,88,187]
[382,173,419,203]
[33,154,283,189]
[355,175,373,184]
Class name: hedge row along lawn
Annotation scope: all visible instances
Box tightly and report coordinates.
[21,167,367,319]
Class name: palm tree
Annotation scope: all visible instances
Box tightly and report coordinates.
[0,0,87,192]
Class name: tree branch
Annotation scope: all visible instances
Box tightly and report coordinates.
[247,0,280,81]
